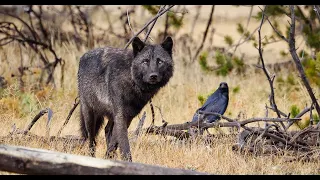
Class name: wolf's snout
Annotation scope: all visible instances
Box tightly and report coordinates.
[149,73,159,83]
[149,73,158,79]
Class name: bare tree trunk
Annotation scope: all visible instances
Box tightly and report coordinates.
[0,144,207,175]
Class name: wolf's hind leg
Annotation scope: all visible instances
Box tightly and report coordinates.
[105,119,118,159]
[81,104,96,157]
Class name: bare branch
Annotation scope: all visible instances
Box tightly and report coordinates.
[127,9,135,36]
[146,125,190,139]
[57,97,80,137]
[257,6,289,43]
[257,6,284,130]
[266,106,288,117]
[157,115,300,132]
[226,26,259,52]
[239,117,300,126]
[192,5,215,62]
[288,5,320,117]
[232,5,253,54]
[266,18,288,42]
[310,103,314,126]
[285,106,315,130]
[149,99,155,127]
[134,111,147,137]
[295,106,315,118]
[155,106,167,123]
[23,109,49,134]
[162,9,170,41]
[124,5,174,49]
[144,5,166,43]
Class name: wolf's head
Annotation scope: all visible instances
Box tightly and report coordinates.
[131,37,174,91]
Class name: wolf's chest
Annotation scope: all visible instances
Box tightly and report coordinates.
[123,90,153,118]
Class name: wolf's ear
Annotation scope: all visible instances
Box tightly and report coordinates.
[161,36,173,56]
[132,37,145,57]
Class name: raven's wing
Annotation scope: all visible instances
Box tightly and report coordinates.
[204,95,228,123]
[191,89,221,122]
[199,89,221,111]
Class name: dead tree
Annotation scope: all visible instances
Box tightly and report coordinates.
[288,5,320,117]
[0,144,207,175]
[0,5,64,87]
[259,5,320,118]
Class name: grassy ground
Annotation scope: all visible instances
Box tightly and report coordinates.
[0,5,319,174]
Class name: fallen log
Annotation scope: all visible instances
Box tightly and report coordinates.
[0,144,207,175]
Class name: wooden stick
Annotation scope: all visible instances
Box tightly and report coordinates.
[57,97,80,137]
[23,109,48,134]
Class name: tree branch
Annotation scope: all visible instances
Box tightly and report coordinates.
[57,97,80,137]
[257,6,284,130]
[144,5,166,43]
[23,109,49,134]
[192,5,215,62]
[134,111,147,137]
[232,5,254,54]
[288,5,320,118]
[124,5,174,49]
[285,106,315,130]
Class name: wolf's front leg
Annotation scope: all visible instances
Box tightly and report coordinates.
[114,113,132,162]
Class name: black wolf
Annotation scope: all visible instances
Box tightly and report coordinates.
[77,37,174,161]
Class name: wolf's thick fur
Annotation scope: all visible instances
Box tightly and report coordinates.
[77,37,174,161]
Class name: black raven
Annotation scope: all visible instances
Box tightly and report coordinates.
[192,82,229,123]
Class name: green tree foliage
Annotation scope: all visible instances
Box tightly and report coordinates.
[302,52,320,87]
[198,51,245,76]
[199,52,210,72]
[224,35,233,46]
[290,105,300,118]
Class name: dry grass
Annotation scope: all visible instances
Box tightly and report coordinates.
[0,5,319,175]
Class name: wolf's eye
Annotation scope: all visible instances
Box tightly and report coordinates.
[157,58,163,65]
[142,59,149,64]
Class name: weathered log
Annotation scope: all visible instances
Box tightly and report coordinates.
[0,144,207,175]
